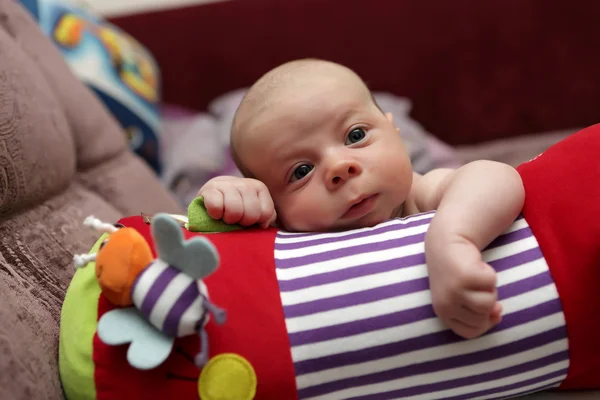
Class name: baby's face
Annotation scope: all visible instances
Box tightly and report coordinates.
[238,72,413,232]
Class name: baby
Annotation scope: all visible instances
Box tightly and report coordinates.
[197,59,525,340]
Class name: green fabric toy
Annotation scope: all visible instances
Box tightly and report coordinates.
[187,196,244,233]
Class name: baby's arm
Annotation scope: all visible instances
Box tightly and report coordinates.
[197,176,277,228]
[405,160,525,339]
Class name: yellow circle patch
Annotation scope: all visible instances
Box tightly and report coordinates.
[198,353,257,400]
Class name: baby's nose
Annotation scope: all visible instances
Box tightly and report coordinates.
[327,160,362,188]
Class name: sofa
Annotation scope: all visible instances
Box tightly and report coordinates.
[109,0,600,146]
[1,0,599,398]
[0,0,182,398]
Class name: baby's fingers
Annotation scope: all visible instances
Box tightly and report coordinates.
[258,189,276,228]
[200,188,225,220]
[238,191,261,226]
[221,187,244,224]
[490,302,503,325]
[452,305,491,330]
[448,318,492,340]
[464,262,498,291]
[461,290,498,315]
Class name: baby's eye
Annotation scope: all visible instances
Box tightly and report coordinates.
[345,127,367,145]
[290,164,314,182]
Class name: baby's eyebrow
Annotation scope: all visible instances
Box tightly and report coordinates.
[269,145,295,175]
[332,107,358,130]
[296,103,358,134]
[270,104,363,164]
[274,148,301,168]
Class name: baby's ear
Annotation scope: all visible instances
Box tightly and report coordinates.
[385,112,401,132]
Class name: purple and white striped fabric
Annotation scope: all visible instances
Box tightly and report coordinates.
[274,212,569,400]
[131,259,208,338]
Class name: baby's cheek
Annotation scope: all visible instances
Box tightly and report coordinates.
[389,158,413,194]
[279,200,324,232]
[280,206,316,231]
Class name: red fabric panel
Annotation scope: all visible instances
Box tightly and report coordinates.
[517,124,600,389]
[110,0,600,144]
[94,217,298,399]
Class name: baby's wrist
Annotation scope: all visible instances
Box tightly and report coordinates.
[426,216,457,246]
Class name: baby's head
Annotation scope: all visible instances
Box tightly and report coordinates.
[231,59,413,232]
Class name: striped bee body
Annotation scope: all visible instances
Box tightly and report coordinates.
[132,259,210,338]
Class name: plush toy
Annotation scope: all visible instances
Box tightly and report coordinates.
[187,196,243,233]
[59,124,600,400]
[73,214,226,369]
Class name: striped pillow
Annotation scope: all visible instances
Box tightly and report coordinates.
[275,212,568,400]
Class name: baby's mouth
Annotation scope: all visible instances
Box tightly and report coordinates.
[342,194,379,219]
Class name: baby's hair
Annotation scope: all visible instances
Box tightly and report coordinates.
[230,59,383,178]
[230,140,254,178]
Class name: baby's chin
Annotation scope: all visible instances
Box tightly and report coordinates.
[339,205,404,230]
[281,219,359,233]
[324,213,391,232]
[281,206,399,232]
[336,216,387,231]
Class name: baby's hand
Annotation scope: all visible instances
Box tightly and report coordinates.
[197,176,276,228]
[425,233,502,339]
